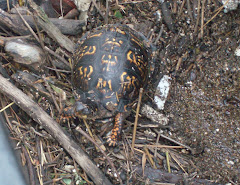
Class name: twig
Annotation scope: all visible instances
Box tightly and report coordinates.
[132,88,143,149]
[76,126,123,185]
[13,4,40,43]
[170,153,187,173]
[161,2,175,32]
[22,145,36,185]
[200,0,206,38]
[92,0,105,21]
[44,46,70,67]
[43,77,60,113]
[45,67,71,73]
[154,24,164,45]
[178,0,186,17]
[186,0,193,20]
[7,0,10,11]
[0,98,13,130]
[83,119,94,139]
[135,144,184,148]
[158,133,196,154]
[154,130,161,157]
[202,0,230,29]
[166,150,171,173]
[194,0,201,34]
[176,51,188,71]
[105,0,109,24]
[144,146,157,169]
[12,5,70,74]
[0,101,14,113]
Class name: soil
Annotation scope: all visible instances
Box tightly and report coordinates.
[160,3,240,183]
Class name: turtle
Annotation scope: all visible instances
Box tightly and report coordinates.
[62,24,155,146]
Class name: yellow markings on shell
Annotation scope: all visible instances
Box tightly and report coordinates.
[103,40,121,47]
[131,76,137,89]
[127,50,146,75]
[103,80,107,87]
[77,46,96,61]
[127,50,137,65]
[116,92,119,102]
[96,78,109,90]
[108,80,112,91]
[78,66,83,76]
[88,32,103,39]
[105,95,113,99]
[84,46,96,55]
[120,72,128,93]
[101,55,117,71]
[131,38,142,48]
[126,76,132,89]
[120,72,127,86]
[87,66,93,78]
[96,78,103,89]
[137,56,146,65]
[116,28,126,35]
[84,67,88,77]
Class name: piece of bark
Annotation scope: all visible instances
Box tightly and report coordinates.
[0,8,30,35]
[28,0,75,53]
[0,74,112,185]
[0,8,84,35]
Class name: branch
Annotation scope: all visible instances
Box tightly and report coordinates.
[0,8,85,36]
[0,74,112,185]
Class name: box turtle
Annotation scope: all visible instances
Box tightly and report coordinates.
[62,24,155,146]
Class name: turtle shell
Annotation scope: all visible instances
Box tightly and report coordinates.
[72,24,153,119]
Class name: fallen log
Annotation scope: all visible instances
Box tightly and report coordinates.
[0,8,84,36]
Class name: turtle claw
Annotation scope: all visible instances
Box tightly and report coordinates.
[106,136,118,147]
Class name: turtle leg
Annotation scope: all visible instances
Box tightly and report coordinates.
[107,112,125,146]
[58,101,90,122]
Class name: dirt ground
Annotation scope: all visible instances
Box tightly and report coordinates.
[0,0,240,184]
[159,2,240,184]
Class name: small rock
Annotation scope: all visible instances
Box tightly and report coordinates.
[154,75,172,110]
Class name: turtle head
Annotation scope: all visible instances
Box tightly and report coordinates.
[73,98,99,118]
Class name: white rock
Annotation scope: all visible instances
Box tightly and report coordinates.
[221,0,240,12]
[235,45,240,56]
[154,75,172,110]
[141,104,169,126]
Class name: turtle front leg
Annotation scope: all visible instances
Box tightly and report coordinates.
[59,101,90,121]
[107,112,125,146]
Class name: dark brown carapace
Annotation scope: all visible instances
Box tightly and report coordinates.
[63,25,153,146]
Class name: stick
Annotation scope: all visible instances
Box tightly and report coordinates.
[131,88,143,149]
[0,74,112,185]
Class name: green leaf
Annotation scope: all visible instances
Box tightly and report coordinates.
[114,10,122,18]
[62,178,72,184]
